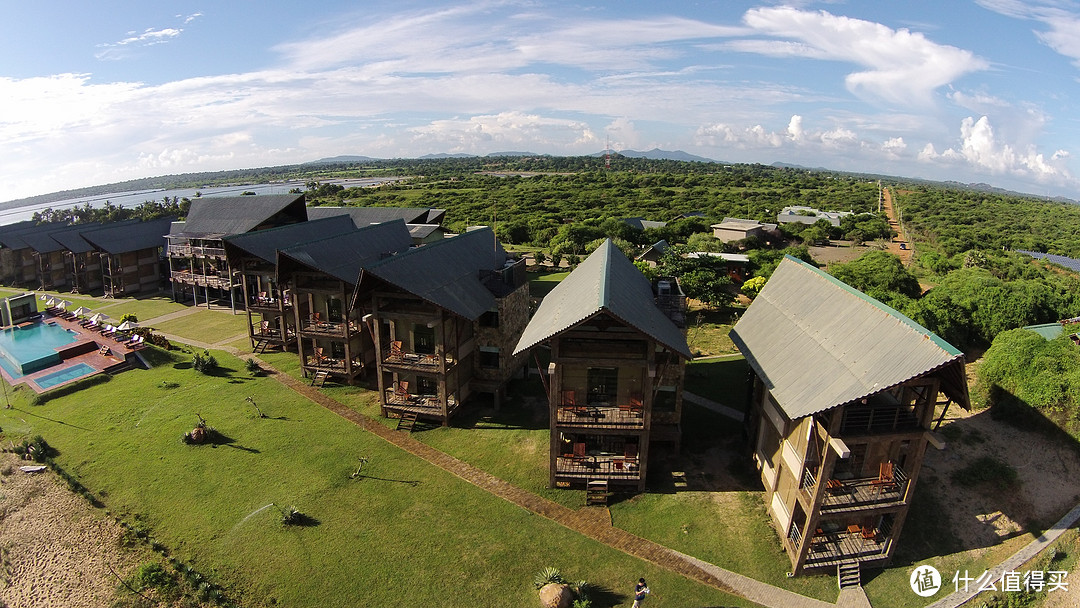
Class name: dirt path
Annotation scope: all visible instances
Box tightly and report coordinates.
[881,187,914,266]
[0,455,140,608]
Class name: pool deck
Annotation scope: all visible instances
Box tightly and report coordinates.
[0,313,137,393]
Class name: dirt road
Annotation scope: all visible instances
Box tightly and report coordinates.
[881,186,914,266]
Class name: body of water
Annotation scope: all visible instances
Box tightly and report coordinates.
[0,177,401,225]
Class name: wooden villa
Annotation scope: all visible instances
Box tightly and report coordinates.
[0,222,70,288]
[278,220,414,384]
[356,227,529,425]
[514,239,691,492]
[78,216,174,296]
[223,215,358,353]
[730,256,969,577]
[167,195,307,310]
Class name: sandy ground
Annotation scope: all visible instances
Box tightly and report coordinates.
[0,453,139,608]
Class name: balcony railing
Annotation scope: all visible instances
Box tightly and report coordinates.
[167,244,225,258]
[805,527,889,567]
[555,405,645,428]
[248,294,289,310]
[820,465,909,512]
[300,319,357,336]
[555,455,641,480]
[170,270,231,289]
[382,348,454,371]
[383,390,458,418]
[252,325,295,342]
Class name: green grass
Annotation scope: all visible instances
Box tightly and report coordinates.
[529,270,570,297]
[685,307,742,357]
[685,357,748,410]
[93,295,190,323]
[0,348,751,608]
[152,309,251,345]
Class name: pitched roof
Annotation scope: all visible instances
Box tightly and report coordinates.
[408,224,445,239]
[729,256,968,420]
[359,228,508,320]
[277,219,412,285]
[20,223,96,254]
[224,215,356,264]
[513,239,692,358]
[0,222,69,249]
[621,217,667,231]
[172,194,306,237]
[307,206,444,227]
[79,217,176,255]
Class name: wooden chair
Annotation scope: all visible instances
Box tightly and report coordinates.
[389,341,403,361]
[394,380,410,400]
[872,462,896,495]
[571,442,587,462]
[260,320,271,335]
[624,443,639,466]
[314,347,326,364]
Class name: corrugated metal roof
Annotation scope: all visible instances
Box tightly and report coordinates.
[513,239,692,358]
[277,219,412,285]
[408,224,444,239]
[360,228,507,320]
[307,206,436,227]
[1017,250,1080,273]
[1023,322,1064,340]
[176,194,306,237]
[79,217,175,255]
[0,222,70,249]
[621,217,667,231]
[224,215,356,264]
[730,256,967,420]
[20,223,96,254]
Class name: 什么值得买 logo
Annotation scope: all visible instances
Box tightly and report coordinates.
[910,565,942,597]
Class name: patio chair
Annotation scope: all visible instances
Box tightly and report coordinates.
[871,462,896,494]
[131,335,145,349]
[571,442,588,463]
[98,344,111,355]
[315,347,326,363]
[624,443,639,466]
[260,320,271,335]
[389,340,403,361]
[393,380,411,402]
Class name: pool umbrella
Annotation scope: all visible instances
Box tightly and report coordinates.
[72,307,93,316]
[88,313,107,324]
[56,300,71,310]
[45,298,56,307]
[116,320,138,331]
[38,294,48,301]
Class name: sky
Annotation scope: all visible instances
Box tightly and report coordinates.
[3,0,1080,202]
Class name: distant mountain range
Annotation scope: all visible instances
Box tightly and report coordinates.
[309,148,716,163]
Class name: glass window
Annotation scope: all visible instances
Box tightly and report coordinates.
[587,367,618,405]
[479,346,499,369]
[413,324,435,354]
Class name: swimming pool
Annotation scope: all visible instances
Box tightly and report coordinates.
[0,321,79,374]
[35,363,97,389]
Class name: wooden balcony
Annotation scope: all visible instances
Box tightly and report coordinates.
[170,270,231,289]
[304,355,361,375]
[167,244,225,258]
[382,350,455,372]
[247,295,290,312]
[251,325,295,343]
[555,456,641,481]
[555,405,645,429]
[300,319,355,337]
[804,527,891,568]
[819,466,909,513]
[383,390,458,419]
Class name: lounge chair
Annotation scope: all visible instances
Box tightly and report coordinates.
[130,335,145,349]
[389,340,403,361]
[98,344,111,355]
[393,380,411,402]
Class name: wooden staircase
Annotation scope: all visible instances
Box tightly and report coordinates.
[253,338,270,354]
[310,370,329,387]
[397,412,418,432]
[586,479,609,506]
[838,562,861,589]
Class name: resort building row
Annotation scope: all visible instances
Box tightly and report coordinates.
[0,194,967,579]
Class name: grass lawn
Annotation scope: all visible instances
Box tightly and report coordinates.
[153,309,251,345]
[685,357,748,409]
[529,270,569,298]
[684,306,742,357]
[0,348,753,608]
[94,295,190,323]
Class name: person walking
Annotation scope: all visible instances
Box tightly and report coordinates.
[632,577,650,608]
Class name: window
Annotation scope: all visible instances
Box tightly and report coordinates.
[587,367,618,405]
[330,341,346,359]
[479,346,499,369]
[416,376,438,396]
[326,297,343,322]
[654,386,676,412]
[479,309,499,328]
[413,324,435,354]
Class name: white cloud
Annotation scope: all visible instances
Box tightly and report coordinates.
[919,115,1071,180]
[978,1,1080,67]
[696,115,870,152]
[405,112,597,152]
[738,7,988,106]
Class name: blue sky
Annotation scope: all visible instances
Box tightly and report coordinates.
[2,0,1080,201]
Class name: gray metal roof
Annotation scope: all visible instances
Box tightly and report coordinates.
[224,215,356,264]
[277,219,412,285]
[408,224,444,239]
[621,217,667,231]
[79,217,175,255]
[359,228,507,320]
[174,194,306,238]
[307,206,442,227]
[730,256,968,420]
[513,239,692,358]
[20,223,97,254]
[0,221,70,250]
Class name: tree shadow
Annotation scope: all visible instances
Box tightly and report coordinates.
[10,406,93,431]
[584,585,624,608]
[352,474,421,486]
[283,512,321,527]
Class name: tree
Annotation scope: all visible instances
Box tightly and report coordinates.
[830,250,921,301]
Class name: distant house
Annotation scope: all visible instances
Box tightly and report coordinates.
[672,211,707,221]
[621,217,667,231]
[223,215,359,353]
[711,218,777,243]
[685,251,750,282]
[278,220,414,384]
[635,240,669,267]
[167,194,308,310]
[356,228,529,424]
[514,240,691,492]
[0,222,74,287]
[776,206,852,227]
[731,256,969,576]
[306,206,446,227]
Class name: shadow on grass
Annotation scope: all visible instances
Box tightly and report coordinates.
[583,585,625,608]
[284,512,321,527]
[352,474,421,486]
[10,406,93,431]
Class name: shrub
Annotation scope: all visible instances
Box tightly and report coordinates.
[534,251,547,265]
[13,435,50,462]
[191,350,218,374]
[533,566,565,589]
[281,506,304,526]
[131,561,176,593]
[120,313,138,323]
[245,358,262,376]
